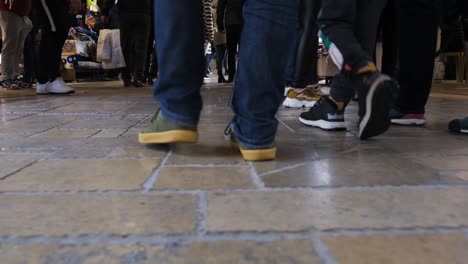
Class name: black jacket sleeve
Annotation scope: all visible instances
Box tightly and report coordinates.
[100,0,115,16]
[217,0,226,31]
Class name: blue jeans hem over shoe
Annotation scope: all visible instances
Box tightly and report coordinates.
[154,0,299,145]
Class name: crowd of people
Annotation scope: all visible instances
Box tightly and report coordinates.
[0,0,467,161]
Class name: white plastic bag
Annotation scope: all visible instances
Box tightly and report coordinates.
[96,29,111,62]
[102,30,126,69]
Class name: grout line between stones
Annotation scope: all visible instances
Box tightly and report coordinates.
[0,227,467,246]
[311,232,338,264]
[196,192,208,237]
[248,162,265,189]
[142,150,173,192]
[277,117,296,133]
[2,183,468,196]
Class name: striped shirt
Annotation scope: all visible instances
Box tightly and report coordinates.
[203,0,215,43]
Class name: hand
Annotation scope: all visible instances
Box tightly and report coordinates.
[101,16,109,24]
[69,0,82,14]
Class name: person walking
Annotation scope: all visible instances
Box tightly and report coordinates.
[139,0,299,161]
[35,0,79,94]
[299,0,397,139]
[101,0,152,87]
[0,0,33,90]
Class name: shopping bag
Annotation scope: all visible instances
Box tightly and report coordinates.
[102,29,126,69]
[96,29,111,62]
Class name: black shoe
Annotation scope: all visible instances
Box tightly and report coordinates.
[133,80,144,88]
[122,78,132,87]
[299,96,346,131]
[218,77,227,83]
[356,72,396,140]
[448,117,468,134]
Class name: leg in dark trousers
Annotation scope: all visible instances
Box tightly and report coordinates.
[120,13,151,86]
[37,0,72,84]
[380,0,399,78]
[226,24,242,82]
[215,44,227,82]
[301,0,396,140]
[324,0,387,104]
[145,20,158,84]
[292,0,321,88]
[395,0,438,114]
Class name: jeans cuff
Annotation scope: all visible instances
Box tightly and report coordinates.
[160,108,199,128]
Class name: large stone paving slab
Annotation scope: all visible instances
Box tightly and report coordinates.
[0,154,44,180]
[261,152,459,188]
[155,167,254,190]
[207,188,468,232]
[0,159,158,191]
[323,233,468,264]
[0,194,197,236]
[0,240,321,264]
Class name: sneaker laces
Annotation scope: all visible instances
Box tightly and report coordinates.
[224,122,233,136]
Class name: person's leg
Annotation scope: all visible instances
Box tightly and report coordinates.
[144,21,155,84]
[394,0,437,115]
[283,0,321,108]
[381,0,399,77]
[16,17,33,78]
[119,14,133,86]
[293,0,320,88]
[131,14,150,86]
[37,0,74,94]
[226,25,237,82]
[215,44,227,82]
[229,0,299,159]
[302,0,395,139]
[139,0,204,144]
[0,11,22,82]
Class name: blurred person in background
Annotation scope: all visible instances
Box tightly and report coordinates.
[101,0,152,88]
[0,0,32,90]
[35,0,81,94]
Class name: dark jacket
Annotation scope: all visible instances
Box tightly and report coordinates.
[0,0,32,16]
[217,0,245,31]
[101,0,152,16]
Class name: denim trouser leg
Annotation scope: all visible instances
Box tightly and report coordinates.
[154,0,205,127]
[231,0,299,148]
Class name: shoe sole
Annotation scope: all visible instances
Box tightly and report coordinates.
[37,91,75,95]
[359,75,394,140]
[138,130,198,144]
[391,119,426,126]
[230,139,276,161]
[299,117,346,131]
[283,98,317,108]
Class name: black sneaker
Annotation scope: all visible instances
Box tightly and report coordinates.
[299,96,346,131]
[356,72,396,140]
[448,117,468,134]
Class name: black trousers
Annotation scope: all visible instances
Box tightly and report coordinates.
[119,13,150,81]
[37,0,72,84]
[319,0,387,103]
[291,0,321,88]
[144,20,158,81]
[380,0,399,78]
[226,24,242,80]
[395,0,438,114]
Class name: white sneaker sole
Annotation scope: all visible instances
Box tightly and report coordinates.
[299,117,346,130]
[283,98,316,108]
[359,75,393,139]
[391,119,426,126]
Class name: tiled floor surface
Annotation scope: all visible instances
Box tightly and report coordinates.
[0,81,467,263]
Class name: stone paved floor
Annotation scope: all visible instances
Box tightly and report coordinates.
[0,81,468,263]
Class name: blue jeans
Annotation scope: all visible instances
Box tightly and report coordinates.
[154,0,299,148]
